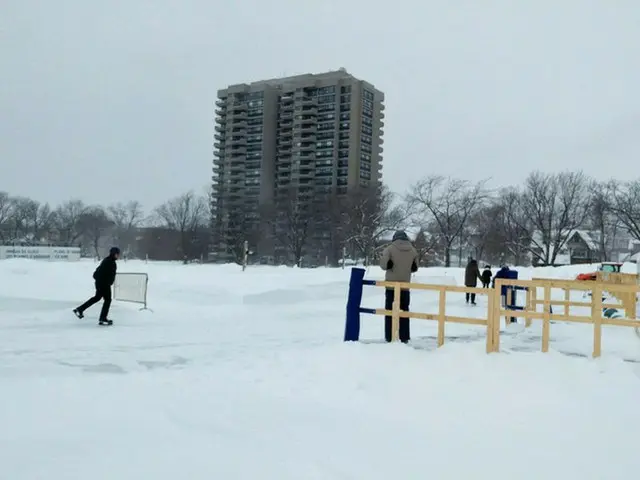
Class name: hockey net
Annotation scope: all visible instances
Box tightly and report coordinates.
[113,272,149,309]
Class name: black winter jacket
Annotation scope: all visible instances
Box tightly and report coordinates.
[93,255,117,286]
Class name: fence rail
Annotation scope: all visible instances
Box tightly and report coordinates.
[344,268,640,358]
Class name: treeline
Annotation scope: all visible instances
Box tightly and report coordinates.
[392,171,640,267]
[0,190,209,261]
[226,171,640,268]
[3,171,640,266]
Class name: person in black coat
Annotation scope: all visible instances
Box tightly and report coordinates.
[481,265,492,288]
[74,247,120,324]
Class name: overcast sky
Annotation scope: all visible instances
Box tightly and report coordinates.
[2,0,639,210]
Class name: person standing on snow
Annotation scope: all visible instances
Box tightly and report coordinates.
[379,230,418,343]
[481,265,492,288]
[73,247,120,325]
[464,259,482,305]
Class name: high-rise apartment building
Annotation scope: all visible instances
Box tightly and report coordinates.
[211,69,384,263]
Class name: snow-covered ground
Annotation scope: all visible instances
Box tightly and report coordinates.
[1,259,640,479]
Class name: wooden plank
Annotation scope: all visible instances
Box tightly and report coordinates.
[492,285,501,351]
[391,284,400,342]
[374,280,487,294]
[438,289,446,347]
[486,289,495,353]
[602,318,640,328]
[542,285,551,353]
[372,309,486,326]
[592,285,603,358]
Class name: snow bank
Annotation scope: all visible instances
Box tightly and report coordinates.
[1,259,639,479]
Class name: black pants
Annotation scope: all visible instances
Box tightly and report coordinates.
[482,282,490,288]
[77,283,112,320]
[385,289,410,343]
[465,292,476,304]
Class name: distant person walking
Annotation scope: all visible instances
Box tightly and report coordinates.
[379,230,418,343]
[73,247,120,325]
[481,265,492,288]
[464,259,482,305]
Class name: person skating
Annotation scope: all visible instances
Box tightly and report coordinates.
[481,265,492,288]
[73,247,120,325]
[464,259,482,305]
[379,230,419,343]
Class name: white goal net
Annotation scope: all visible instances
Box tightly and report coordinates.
[113,272,149,309]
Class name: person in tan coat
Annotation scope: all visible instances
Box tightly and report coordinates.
[379,230,419,343]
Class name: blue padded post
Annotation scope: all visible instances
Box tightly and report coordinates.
[503,270,519,323]
[344,267,366,341]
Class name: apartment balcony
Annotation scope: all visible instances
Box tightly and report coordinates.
[228,146,247,156]
[231,111,248,121]
[279,132,293,143]
[215,107,227,116]
[213,150,223,158]
[214,124,225,133]
[231,120,248,130]
[301,106,317,116]
[296,94,317,106]
[214,142,226,151]
[300,123,317,134]
[278,144,292,154]
[299,133,316,142]
[229,137,247,146]
[214,132,224,141]
[216,99,226,107]
[299,142,315,152]
[229,102,247,112]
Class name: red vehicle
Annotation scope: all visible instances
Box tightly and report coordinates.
[575,262,623,281]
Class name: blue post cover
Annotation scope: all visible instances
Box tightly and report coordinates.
[504,270,518,323]
[344,267,365,341]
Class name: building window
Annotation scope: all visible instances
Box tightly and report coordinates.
[318,86,336,95]
[318,94,336,104]
[341,85,352,94]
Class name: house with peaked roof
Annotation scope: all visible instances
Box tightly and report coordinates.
[530,229,640,266]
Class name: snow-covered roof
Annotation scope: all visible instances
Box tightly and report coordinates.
[530,229,598,252]
[569,230,598,251]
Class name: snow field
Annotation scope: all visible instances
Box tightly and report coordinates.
[1,259,640,479]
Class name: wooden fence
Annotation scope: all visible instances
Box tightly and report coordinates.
[344,268,640,358]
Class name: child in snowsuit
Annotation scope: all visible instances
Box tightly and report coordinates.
[481,265,492,288]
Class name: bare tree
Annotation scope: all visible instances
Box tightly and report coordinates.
[0,192,14,243]
[154,191,208,260]
[265,188,315,266]
[494,189,532,266]
[412,227,440,266]
[55,200,87,245]
[5,197,34,241]
[342,185,407,264]
[23,200,56,243]
[519,171,590,265]
[587,181,619,261]
[108,200,144,254]
[78,206,114,258]
[608,179,640,243]
[406,176,487,267]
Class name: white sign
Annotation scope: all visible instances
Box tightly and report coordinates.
[0,246,81,261]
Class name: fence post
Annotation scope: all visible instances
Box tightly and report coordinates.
[592,284,603,358]
[391,284,401,342]
[344,267,366,341]
[542,285,551,352]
